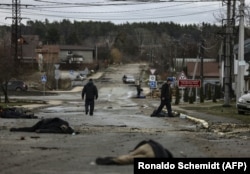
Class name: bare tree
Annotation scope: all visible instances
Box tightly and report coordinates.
[134,28,147,55]
[105,32,117,49]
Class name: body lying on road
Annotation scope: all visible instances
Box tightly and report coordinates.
[0,106,37,119]
[95,139,173,165]
[10,117,75,134]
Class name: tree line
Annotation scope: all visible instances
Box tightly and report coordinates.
[0,19,250,103]
[1,19,249,67]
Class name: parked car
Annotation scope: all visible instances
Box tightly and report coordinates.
[237,92,250,114]
[123,75,135,84]
[7,80,28,91]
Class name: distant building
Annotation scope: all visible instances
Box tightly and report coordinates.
[186,61,220,85]
[35,45,60,64]
[35,44,96,64]
[175,57,217,74]
[59,45,96,64]
[20,35,97,65]
[21,35,40,63]
[175,57,217,69]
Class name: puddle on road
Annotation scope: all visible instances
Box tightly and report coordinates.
[68,101,83,104]
[96,78,112,82]
[41,106,82,113]
[31,146,59,150]
[121,104,138,107]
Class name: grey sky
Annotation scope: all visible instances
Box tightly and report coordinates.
[0,0,249,25]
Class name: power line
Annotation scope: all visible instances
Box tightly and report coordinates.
[28,2,194,11]
[26,2,223,16]
[0,0,237,25]
[18,8,223,23]
[20,1,225,19]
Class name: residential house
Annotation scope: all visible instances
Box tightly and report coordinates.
[59,45,96,64]
[182,61,220,99]
[36,45,60,64]
[21,35,97,66]
[21,35,40,63]
[175,57,217,70]
[186,61,220,85]
[35,45,96,64]
[175,57,217,73]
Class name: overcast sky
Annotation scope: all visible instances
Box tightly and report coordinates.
[0,0,249,26]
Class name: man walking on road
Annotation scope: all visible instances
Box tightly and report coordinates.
[151,78,173,117]
[82,79,98,116]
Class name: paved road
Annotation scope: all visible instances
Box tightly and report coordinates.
[1,63,250,174]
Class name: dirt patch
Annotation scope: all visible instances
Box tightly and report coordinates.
[208,123,250,139]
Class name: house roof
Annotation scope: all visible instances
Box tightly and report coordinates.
[187,62,219,77]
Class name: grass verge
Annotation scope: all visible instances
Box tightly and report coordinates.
[176,101,250,124]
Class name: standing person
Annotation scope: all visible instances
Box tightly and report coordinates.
[82,79,98,116]
[136,83,143,98]
[151,78,173,117]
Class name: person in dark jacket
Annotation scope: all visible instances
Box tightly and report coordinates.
[151,78,173,117]
[95,139,173,165]
[82,79,98,116]
[136,84,143,98]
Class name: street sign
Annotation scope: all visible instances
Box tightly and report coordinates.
[178,71,187,80]
[149,75,156,81]
[150,69,156,75]
[55,70,61,80]
[41,75,47,83]
[149,81,157,89]
[178,79,201,88]
[54,64,60,69]
[69,70,74,75]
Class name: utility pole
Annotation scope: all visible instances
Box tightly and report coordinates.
[5,0,22,74]
[223,0,233,107]
[12,0,21,65]
[200,39,205,103]
[5,0,30,74]
[230,0,237,98]
[236,0,245,101]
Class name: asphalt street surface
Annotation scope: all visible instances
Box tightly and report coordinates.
[0,63,250,174]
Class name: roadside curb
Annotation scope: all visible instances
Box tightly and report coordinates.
[180,113,209,129]
[187,116,209,129]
